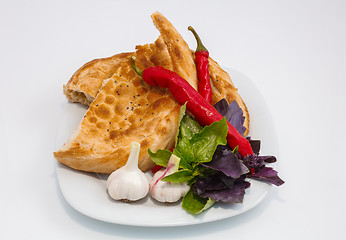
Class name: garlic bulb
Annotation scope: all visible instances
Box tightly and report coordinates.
[107,142,149,202]
[149,154,189,203]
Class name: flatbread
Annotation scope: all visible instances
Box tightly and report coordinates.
[54,12,198,173]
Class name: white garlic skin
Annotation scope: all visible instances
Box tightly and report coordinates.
[107,142,149,202]
[107,169,149,201]
[150,169,189,203]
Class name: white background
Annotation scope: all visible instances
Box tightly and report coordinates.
[1,0,345,239]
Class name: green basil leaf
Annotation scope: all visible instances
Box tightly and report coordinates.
[162,169,194,183]
[182,189,215,214]
[190,117,228,163]
[179,115,203,140]
[173,131,195,164]
[172,149,193,170]
[148,149,172,167]
[175,117,228,165]
[199,198,215,213]
[175,103,187,146]
[193,164,215,178]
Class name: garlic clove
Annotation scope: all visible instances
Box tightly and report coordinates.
[107,142,149,202]
[149,154,190,203]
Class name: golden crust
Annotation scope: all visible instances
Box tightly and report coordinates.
[55,68,181,172]
[208,57,250,136]
[151,12,198,89]
[63,52,132,105]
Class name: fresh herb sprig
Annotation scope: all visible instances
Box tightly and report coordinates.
[149,100,284,214]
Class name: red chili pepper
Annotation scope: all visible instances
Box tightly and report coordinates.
[151,164,164,174]
[131,56,253,157]
[188,26,212,103]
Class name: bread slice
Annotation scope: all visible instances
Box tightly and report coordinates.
[63,52,133,106]
[54,12,198,173]
[54,67,181,173]
[151,12,198,90]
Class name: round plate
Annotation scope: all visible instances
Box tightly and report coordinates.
[55,68,277,226]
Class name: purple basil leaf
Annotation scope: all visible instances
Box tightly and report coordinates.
[203,145,249,178]
[214,98,232,121]
[249,167,285,186]
[213,98,284,187]
[244,181,251,189]
[194,172,237,195]
[262,156,277,163]
[241,154,265,169]
[214,99,246,136]
[241,154,277,170]
[194,175,227,195]
[249,139,261,155]
[218,173,236,188]
[198,181,248,203]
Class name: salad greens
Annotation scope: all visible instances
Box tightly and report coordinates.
[148,99,284,214]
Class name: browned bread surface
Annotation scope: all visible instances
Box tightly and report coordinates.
[208,57,250,136]
[54,12,199,173]
[151,12,198,90]
[55,68,181,172]
[63,52,132,106]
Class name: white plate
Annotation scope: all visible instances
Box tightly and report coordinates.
[55,68,277,227]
